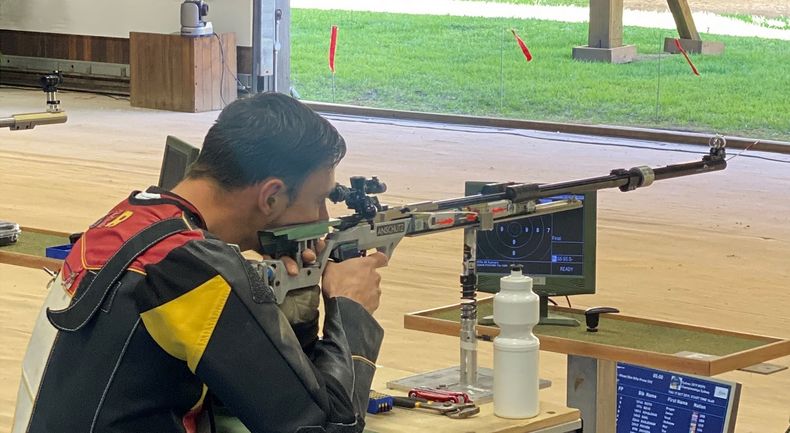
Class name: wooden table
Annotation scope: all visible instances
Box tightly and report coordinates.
[365,366,581,433]
[405,299,790,433]
[405,299,790,377]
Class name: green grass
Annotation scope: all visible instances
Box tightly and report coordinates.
[291,10,790,141]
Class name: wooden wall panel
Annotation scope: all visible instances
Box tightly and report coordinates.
[0,30,129,63]
[1,30,243,97]
[0,30,246,72]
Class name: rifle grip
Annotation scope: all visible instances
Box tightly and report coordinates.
[329,241,362,262]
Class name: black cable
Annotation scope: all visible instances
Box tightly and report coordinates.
[565,295,572,308]
[213,32,227,106]
[213,32,249,98]
[324,114,790,165]
[727,140,760,162]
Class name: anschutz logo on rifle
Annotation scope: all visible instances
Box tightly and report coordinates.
[376,222,406,236]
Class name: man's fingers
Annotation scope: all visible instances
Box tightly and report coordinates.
[365,251,389,268]
[301,249,317,264]
[282,256,299,276]
[263,254,299,275]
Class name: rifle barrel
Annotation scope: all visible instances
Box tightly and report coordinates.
[431,154,726,210]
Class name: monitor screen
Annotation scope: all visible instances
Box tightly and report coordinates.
[617,363,741,433]
[158,136,200,191]
[465,181,596,298]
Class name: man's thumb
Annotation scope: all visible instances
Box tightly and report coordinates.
[366,251,389,268]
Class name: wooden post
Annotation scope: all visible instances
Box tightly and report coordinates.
[588,0,624,48]
[667,0,700,40]
[572,0,636,63]
[663,0,725,54]
[566,355,617,433]
[596,359,618,432]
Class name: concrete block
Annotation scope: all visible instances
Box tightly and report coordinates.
[664,37,725,55]
[572,45,638,64]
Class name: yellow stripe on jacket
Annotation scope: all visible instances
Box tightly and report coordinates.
[140,275,231,372]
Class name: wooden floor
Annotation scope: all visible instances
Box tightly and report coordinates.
[1,88,788,432]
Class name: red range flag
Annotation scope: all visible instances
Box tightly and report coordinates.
[674,38,700,76]
[510,29,533,62]
[329,25,338,73]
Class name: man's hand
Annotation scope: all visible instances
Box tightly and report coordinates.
[262,244,323,329]
[322,252,388,314]
[269,238,326,276]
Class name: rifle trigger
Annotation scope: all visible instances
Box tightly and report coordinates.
[329,241,362,262]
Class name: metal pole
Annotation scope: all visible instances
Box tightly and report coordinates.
[252,0,284,93]
[459,227,478,387]
[499,28,505,114]
[252,0,262,93]
[276,0,292,94]
[273,8,282,93]
[332,73,336,103]
[655,37,662,122]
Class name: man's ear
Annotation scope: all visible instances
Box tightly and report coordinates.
[257,178,287,216]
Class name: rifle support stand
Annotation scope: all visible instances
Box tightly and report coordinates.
[387,226,550,402]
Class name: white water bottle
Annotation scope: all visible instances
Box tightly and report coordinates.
[493,265,540,418]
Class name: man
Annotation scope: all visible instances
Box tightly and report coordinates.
[14,93,387,433]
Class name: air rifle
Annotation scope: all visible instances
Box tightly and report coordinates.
[253,139,727,305]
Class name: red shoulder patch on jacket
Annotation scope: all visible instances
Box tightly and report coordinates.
[61,195,205,296]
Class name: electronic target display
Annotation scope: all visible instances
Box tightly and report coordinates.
[475,194,585,276]
[465,181,597,297]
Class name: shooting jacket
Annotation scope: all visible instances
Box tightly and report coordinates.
[22,187,383,433]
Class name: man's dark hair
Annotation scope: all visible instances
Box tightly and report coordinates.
[187,92,346,198]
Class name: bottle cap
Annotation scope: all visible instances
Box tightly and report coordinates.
[500,265,533,291]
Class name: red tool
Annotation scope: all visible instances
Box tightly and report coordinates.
[408,387,472,404]
[392,396,479,419]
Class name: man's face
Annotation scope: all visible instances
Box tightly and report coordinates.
[268,166,335,228]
